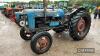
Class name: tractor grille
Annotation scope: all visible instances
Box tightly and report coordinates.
[20,14,28,26]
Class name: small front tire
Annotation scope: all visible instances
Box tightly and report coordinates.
[31,31,52,54]
[20,27,36,40]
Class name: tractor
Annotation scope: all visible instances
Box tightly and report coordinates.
[18,0,91,54]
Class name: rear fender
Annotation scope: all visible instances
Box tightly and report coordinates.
[69,7,87,18]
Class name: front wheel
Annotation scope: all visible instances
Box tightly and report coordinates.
[20,27,36,40]
[69,11,91,41]
[31,31,52,54]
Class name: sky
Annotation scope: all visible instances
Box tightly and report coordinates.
[5,0,32,2]
[0,0,69,2]
[0,0,33,2]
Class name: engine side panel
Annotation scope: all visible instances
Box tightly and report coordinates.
[27,12,35,30]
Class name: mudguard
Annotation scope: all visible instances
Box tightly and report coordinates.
[68,7,87,18]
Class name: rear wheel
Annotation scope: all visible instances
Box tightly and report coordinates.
[31,31,52,54]
[69,11,91,41]
[20,27,36,40]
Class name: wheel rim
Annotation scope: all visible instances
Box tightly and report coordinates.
[77,17,88,37]
[77,18,85,32]
[36,36,49,51]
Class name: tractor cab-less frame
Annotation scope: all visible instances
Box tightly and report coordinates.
[18,0,91,54]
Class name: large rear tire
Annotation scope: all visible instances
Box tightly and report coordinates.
[31,31,52,54]
[69,11,91,41]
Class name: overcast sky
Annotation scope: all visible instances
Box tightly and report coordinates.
[0,0,69,2]
[1,0,33,2]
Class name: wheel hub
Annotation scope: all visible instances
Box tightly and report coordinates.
[37,36,48,49]
[77,18,85,32]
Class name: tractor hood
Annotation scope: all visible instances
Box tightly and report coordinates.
[22,9,64,17]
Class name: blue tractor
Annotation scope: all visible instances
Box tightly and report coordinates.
[17,0,91,54]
